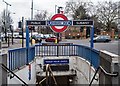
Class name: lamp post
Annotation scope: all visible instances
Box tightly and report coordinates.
[31,0,33,45]
[7,12,15,46]
[56,6,63,43]
[3,0,11,44]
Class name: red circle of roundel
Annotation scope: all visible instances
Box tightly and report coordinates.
[51,14,68,33]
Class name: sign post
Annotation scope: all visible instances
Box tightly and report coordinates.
[90,26,94,48]
[26,26,29,64]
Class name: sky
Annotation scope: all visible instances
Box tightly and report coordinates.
[0,0,119,29]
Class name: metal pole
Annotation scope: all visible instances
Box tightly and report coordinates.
[8,13,10,47]
[55,5,57,14]
[31,0,33,20]
[22,17,24,47]
[0,28,2,53]
[57,7,60,43]
[5,5,8,43]
[89,26,94,83]
[118,1,120,85]
[90,26,94,48]
[26,26,29,64]
[8,34,9,47]
[31,0,33,45]
[12,30,13,45]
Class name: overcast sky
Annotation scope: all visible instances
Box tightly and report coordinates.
[0,0,119,28]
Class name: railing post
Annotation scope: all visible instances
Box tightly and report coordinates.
[90,26,94,48]
[57,45,59,57]
[0,53,7,85]
[26,26,29,64]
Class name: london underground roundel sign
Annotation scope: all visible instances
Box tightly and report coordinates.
[50,14,68,33]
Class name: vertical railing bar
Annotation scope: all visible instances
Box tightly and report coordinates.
[9,51,11,70]
[12,52,16,70]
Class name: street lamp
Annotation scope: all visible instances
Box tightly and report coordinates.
[30,0,34,45]
[54,6,63,43]
[55,5,63,14]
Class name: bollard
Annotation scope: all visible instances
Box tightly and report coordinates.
[55,39,57,44]
[20,39,22,44]
[32,39,35,45]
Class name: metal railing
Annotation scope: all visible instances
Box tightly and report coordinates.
[35,44,100,69]
[28,46,35,63]
[8,43,99,70]
[35,44,78,56]
[8,46,35,71]
[89,66,118,86]
[1,63,28,86]
[77,45,99,69]
[8,48,27,71]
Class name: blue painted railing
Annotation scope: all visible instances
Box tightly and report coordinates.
[29,46,35,63]
[77,45,99,69]
[8,46,35,71]
[8,44,99,70]
[8,48,27,70]
[35,44,100,69]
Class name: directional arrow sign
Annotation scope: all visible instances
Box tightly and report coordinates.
[73,20,93,26]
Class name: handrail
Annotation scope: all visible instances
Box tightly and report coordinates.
[89,67,100,86]
[45,64,58,86]
[99,66,118,77]
[39,77,46,84]
[89,66,118,86]
[48,65,57,85]
[1,64,28,86]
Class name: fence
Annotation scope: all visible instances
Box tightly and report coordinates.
[35,44,77,56]
[8,43,99,70]
[8,46,35,71]
[35,44,100,69]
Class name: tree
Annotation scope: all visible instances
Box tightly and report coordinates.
[64,0,89,20]
[34,10,48,20]
[96,1,119,31]
[73,6,89,20]
[0,9,13,42]
[34,10,53,34]
[0,10,13,32]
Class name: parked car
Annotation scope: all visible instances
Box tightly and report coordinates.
[32,34,42,43]
[92,35,111,43]
[45,37,60,42]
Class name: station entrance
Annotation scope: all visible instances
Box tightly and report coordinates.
[25,14,94,85]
